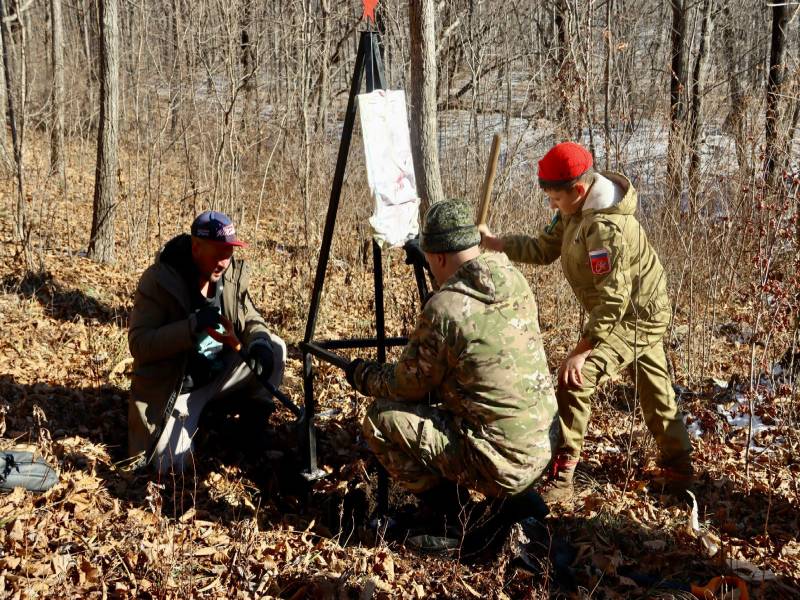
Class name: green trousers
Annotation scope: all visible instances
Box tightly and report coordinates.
[362,399,476,494]
[363,398,551,498]
[558,325,692,465]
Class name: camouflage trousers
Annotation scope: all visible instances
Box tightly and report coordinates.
[557,322,692,465]
[362,398,548,498]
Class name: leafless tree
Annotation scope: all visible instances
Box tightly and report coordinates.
[0,0,28,259]
[88,0,119,264]
[765,1,788,187]
[686,0,713,207]
[667,0,687,207]
[408,0,444,212]
[49,0,65,178]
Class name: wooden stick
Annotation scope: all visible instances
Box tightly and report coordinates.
[476,133,502,225]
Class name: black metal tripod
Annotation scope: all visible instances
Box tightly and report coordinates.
[298,30,431,515]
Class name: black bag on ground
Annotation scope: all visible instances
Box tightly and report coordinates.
[0,450,58,493]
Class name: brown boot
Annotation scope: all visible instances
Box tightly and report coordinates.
[650,454,695,495]
[540,454,578,504]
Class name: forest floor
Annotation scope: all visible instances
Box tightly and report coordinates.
[0,138,799,599]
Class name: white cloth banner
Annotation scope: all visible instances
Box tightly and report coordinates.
[357,89,420,248]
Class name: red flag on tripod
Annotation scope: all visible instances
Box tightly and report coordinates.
[363,0,378,23]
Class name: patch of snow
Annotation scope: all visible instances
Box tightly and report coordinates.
[596,443,621,454]
[728,413,770,434]
[748,443,769,454]
[687,420,704,438]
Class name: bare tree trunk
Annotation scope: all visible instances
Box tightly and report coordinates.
[168,0,181,134]
[686,0,713,207]
[88,0,119,264]
[49,0,65,177]
[603,0,613,169]
[581,0,595,155]
[555,0,572,139]
[314,0,330,133]
[0,0,28,254]
[409,0,445,214]
[297,0,312,246]
[240,0,255,90]
[666,0,687,206]
[764,2,787,187]
[721,4,748,175]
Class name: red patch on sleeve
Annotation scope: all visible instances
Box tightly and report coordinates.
[588,248,611,275]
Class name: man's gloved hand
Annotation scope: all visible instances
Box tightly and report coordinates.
[345,358,365,388]
[193,305,222,333]
[403,236,426,267]
[247,342,275,380]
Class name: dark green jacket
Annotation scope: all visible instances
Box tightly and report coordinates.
[127,235,270,460]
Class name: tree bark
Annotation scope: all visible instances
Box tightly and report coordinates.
[88,0,119,264]
[686,0,713,207]
[666,0,687,206]
[555,0,572,139]
[0,0,27,249]
[409,0,445,214]
[49,0,65,177]
[603,0,613,169]
[764,2,788,187]
[721,4,748,174]
[314,0,330,133]
[168,0,181,134]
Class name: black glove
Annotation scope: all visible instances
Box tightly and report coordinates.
[403,236,426,267]
[247,343,275,380]
[193,305,222,333]
[345,358,365,388]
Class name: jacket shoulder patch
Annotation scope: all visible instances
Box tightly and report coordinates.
[588,248,612,275]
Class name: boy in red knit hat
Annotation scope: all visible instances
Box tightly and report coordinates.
[480,142,693,503]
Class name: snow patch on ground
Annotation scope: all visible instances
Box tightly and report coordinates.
[716,399,778,453]
[687,420,704,438]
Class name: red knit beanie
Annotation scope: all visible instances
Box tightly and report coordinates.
[537,142,593,182]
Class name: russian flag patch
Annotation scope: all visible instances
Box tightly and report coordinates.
[588,248,611,275]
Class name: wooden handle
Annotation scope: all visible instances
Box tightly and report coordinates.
[477,133,502,225]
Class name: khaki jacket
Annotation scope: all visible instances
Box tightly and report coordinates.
[127,235,271,459]
[502,172,672,346]
[353,253,558,494]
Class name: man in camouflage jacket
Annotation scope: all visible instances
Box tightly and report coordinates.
[345,199,559,502]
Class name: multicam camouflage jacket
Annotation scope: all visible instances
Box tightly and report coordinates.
[352,253,558,494]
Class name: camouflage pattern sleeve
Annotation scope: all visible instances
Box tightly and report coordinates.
[352,307,450,402]
[582,219,632,345]
[501,214,564,265]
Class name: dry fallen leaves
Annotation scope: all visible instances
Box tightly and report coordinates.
[0,148,797,598]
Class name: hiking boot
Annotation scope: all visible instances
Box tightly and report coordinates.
[461,490,550,559]
[371,481,466,542]
[540,454,578,505]
[416,481,468,532]
[650,454,695,496]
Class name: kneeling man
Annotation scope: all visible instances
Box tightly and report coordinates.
[128,210,286,473]
[346,199,558,514]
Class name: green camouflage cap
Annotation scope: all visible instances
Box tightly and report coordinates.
[420,199,481,253]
